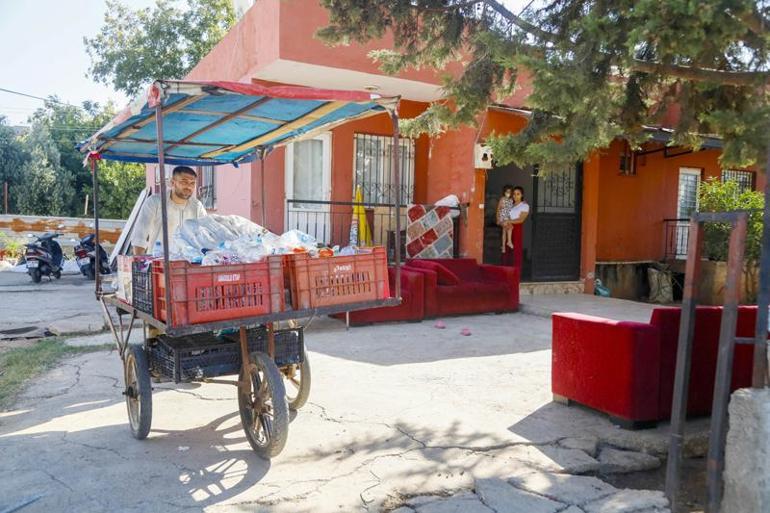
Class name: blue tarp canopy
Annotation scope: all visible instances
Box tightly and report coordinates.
[79,80,398,166]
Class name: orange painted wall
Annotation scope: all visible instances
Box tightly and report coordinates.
[594,140,760,262]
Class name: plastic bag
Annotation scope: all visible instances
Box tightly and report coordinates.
[435,194,461,218]
[278,229,317,253]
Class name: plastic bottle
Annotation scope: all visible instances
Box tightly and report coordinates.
[152,240,163,257]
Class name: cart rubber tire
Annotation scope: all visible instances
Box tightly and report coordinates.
[284,350,311,410]
[124,345,152,440]
[238,351,289,459]
[30,269,41,283]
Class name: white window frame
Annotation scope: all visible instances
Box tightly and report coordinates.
[198,165,216,209]
[284,133,332,203]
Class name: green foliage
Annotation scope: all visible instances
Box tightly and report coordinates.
[12,124,75,216]
[0,117,30,213]
[0,231,24,259]
[319,0,770,173]
[84,0,235,97]
[698,178,764,262]
[86,161,147,219]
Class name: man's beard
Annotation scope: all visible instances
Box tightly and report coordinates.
[173,188,192,200]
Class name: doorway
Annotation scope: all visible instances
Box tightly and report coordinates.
[285,133,332,243]
[483,163,582,282]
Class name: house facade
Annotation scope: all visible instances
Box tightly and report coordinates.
[146,0,763,294]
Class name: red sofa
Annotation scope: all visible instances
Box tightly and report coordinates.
[405,258,520,317]
[333,267,425,326]
[552,306,757,428]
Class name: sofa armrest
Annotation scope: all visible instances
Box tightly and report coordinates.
[403,264,439,317]
[391,267,425,318]
[552,312,661,422]
[479,264,519,309]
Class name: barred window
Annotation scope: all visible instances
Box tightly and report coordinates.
[721,169,754,193]
[353,134,415,205]
[198,165,215,209]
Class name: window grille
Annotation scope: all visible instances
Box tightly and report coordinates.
[721,169,754,193]
[353,134,415,204]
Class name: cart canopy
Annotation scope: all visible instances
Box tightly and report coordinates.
[78,80,397,166]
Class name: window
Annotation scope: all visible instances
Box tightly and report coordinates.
[153,165,172,193]
[721,169,754,193]
[353,134,415,205]
[198,165,215,209]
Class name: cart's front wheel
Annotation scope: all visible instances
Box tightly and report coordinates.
[124,344,152,440]
[239,352,289,459]
[283,350,311,410]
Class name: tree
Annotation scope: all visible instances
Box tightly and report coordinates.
[84,0,236,97]
[13,124,75,216]
[319,0,770,173]
[0,117,30,213]
[86,161,147,219]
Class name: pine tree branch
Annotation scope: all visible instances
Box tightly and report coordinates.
[629,60,770,87]
[731,6,770,36]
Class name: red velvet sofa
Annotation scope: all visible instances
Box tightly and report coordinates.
[405,258,520,317]
[335,267,425,326]
[552,306,757,428]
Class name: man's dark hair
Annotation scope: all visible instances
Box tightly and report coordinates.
[172,166,197,178]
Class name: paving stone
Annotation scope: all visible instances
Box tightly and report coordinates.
[475,478,564,513]
[391,508,416,513]
[416,494,494,513]
[407,493,474,508]
[507,470,617,506]
[538,445,601,474]
[584,490,670,513]
[598,448,661,474]
[559,437,599,457]
[561,507,585,513]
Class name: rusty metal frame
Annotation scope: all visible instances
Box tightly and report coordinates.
[664,209,767,513]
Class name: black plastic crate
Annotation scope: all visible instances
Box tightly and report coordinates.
[148,327,304,383]
[132,259,154,315]
[221,327,304,367]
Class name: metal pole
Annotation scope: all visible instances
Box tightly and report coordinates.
[390,108,402,299]
[664,217,704,510]
[260,150,267,227]
[91,156,102,298]
[155,102,173,328]
[706,213,748,513]
[753,167,770,388]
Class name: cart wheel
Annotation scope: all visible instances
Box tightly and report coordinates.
[238,352,289,459]
[283,350,311,410]
[124,344,152,440]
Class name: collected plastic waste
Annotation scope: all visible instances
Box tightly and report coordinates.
[166,214,370,265]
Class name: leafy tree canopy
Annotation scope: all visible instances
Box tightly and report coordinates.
[0,117,30,213]
[85,0,236,97]
[319,0,770,173]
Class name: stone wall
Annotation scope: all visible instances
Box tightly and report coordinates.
[0,214,125,252]
[721,387,770,513]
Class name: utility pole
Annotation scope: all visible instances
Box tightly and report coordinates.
[3,181,7,214]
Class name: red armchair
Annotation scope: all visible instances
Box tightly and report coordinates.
[552,306,757,428]
[332,267,425,326]
[405,258,520,317]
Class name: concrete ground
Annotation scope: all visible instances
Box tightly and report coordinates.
[0,303,708,513]
[0,271,107,336]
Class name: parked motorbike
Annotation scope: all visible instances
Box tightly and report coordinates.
[73,233,110,280]
[24,232,64,283]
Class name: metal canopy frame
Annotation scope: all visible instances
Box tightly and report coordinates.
[85,80,404,336]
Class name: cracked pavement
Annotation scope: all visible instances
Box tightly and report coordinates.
[0,312,693,512]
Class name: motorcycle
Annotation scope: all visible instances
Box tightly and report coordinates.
[24,232,64,283]
[73,233,110,280]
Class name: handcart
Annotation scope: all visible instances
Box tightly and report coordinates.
[79,80,404,458]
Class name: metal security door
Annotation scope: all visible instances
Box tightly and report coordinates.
[530,164,582,281]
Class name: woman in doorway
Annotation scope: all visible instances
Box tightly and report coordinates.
[500,186,530,268]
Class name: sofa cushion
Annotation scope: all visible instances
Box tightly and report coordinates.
[406,259,461,285]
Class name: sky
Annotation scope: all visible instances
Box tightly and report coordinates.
[0,0,154,127]
[0,0,529,127]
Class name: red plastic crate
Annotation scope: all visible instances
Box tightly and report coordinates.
[285,247,390,310]
[152,257,285,327]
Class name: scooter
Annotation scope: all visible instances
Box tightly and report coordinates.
[24,232,64,283]
[73,233,110,280]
